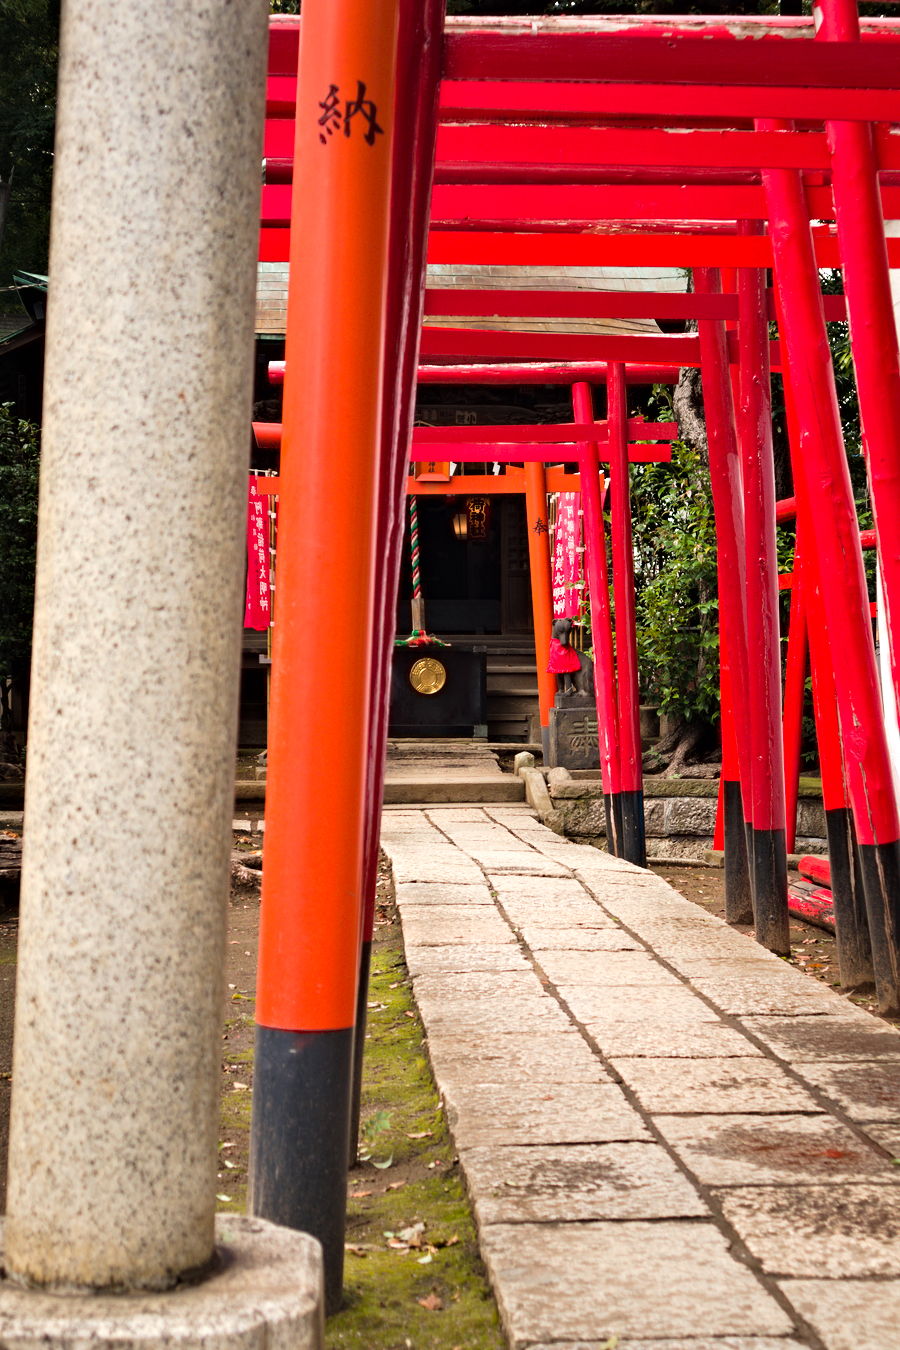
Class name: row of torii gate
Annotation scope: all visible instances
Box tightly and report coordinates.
[247,2,900,1309]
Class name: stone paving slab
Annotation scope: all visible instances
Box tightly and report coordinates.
[404,943,531,976]
[395,880,495,905]
[863,1123,900,1154]
[536,949,684,987]
[792,1060,900,1121]
[478,1222,794,1345]
[741,1013,900,1062]
[441,1080,650,1148]
[686,971,844,1017]
[611,1057,824,1115]
[518,925,644,952]
[399,907,516,946]
[412,971,546,1002]
[715,1183,900,1277]
[500,897,620,929]
[560,983,722,1024]
[654,1113,900,1186]
[460,1141,708,1224]
[381,802,900,1349]
[413,991,575,1036]
[525,1341,807,1350]
[426,1034,610,1087]
[585,1018,766,1058]
[779,1279,900,1350]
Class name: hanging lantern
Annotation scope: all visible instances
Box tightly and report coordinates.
[451,506,468,540]
[466,495,491,541]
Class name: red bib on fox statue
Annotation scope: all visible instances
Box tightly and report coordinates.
[548,638,581,675]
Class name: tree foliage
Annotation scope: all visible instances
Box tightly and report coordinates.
[0,0,58,283]
[0,404,39,680]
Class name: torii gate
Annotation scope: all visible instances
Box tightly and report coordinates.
[250,3,900,1307]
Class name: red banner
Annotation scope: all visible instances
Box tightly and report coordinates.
[552,492,583,619]
[244,478,272,630]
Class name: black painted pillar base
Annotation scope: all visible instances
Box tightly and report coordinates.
[348,938,373,1167]
[824,807,873,991]
[619,789,647,868]
[603,794,619,856]
[749,826,790,956]
[250,1025,354,1315]
[723,781,754,925]
[857,839,900,1016]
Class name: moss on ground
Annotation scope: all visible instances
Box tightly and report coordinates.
[217,885,504,1349]
[328,931,504,1350]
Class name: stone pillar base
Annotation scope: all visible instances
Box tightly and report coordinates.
[0,1216,323,1349]
[548,700,600,770]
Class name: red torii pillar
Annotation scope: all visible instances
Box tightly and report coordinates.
[695,267,754,925]
[574,381,623,855]
[763,130,900,1014]
[734,236,790,955]
[607,361,646,867]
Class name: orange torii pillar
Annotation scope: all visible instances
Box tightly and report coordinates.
[525,460,557,759]
[249,0,401,1312]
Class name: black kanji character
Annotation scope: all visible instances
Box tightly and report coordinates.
[533,517,548,536]
[344,80,383,146]
[318,84,342,144]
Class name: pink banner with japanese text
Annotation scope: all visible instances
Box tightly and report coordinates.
[552,492,583,619]
[244,478,271,630]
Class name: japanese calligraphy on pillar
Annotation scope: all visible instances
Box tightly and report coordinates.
[244,478,272,630]
[317,80,384,145]
[551,492,583,619]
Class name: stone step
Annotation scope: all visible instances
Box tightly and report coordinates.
[383,777,526,805]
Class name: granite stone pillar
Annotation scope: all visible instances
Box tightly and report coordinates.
[3,0,300,1303]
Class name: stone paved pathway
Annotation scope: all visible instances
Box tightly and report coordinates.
[380,805,900,1350]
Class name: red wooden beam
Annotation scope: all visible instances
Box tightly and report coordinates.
[441,31,900,89]
[415,362,680,385]
[263,180,900,228]
[267,118,900,177]
[438,80,900,126]
[410,443,672,463]
[419,328,701,364]
[422,288,848,323]
[413,420,676,444]
[267,360,684,387]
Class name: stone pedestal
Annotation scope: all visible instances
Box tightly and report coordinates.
[0,1218,323,1349]
[548,697,600,771]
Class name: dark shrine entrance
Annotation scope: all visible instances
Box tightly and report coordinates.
[396,494,532,637]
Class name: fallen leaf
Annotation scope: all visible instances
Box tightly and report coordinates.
[417,1293,443,1312]
[216,1193,232,1203]
[349,1190,372,1199]
[232,1082,249,1092]
[417,1253,433,1264]
[406,1130,432,1140]
[345,1244,370,1258]
[398,1222,426,1247]
[372,1154,394,1170]
[386,1180,406,1191]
